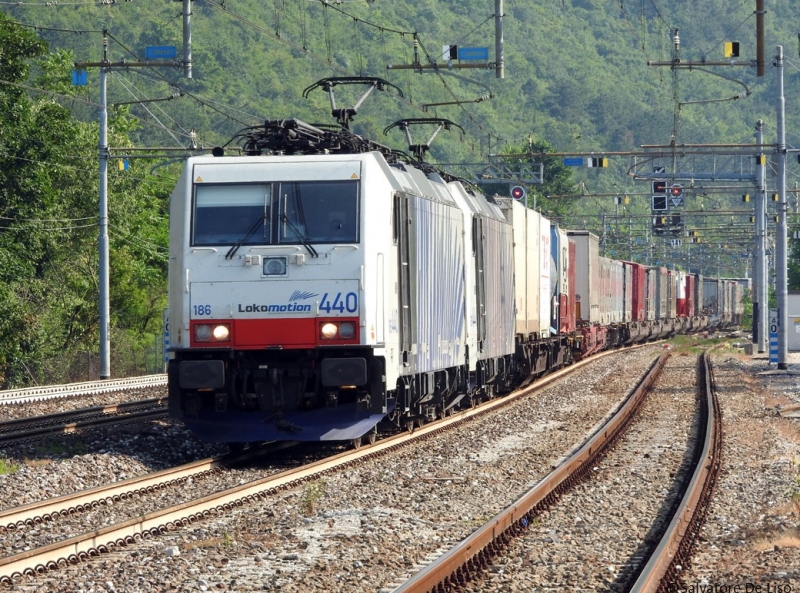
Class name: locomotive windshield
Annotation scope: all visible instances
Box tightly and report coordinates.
[192,180,359,246]
[279,181,359,244]
[193,184,270,246]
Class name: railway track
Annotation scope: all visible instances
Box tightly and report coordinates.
[0,346,647,587]
[0,398,168,446]
[0,375,166,406]
[387,349,722,592]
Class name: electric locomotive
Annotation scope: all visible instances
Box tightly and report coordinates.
[167,77,743,447]
[167,81,523,444]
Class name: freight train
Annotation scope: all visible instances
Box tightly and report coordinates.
[166,78,742,447]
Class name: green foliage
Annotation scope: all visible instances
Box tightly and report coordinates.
[34,439,88,458]
[301,480,326,516]
[1,2,799,382]
[0,14,169,386]
[0,458,19,474]
[790,237,800,291]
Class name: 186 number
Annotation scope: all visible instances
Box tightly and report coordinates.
[193,304,211,316]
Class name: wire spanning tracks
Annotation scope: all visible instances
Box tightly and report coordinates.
[389,350,722,593]
[0,399,168,445]
[0,348,618,586]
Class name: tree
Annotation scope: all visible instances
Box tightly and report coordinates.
[499,138,579,219]
[0,15,171,385]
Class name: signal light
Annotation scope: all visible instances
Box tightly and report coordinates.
[670,184,683,198]
[510,186,526,201]
[724,41,740,58]
[652,181,667,194]
[652,195,667,211]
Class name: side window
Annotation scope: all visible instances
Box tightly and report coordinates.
[193,184,270,246]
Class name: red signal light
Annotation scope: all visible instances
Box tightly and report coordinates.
[510,186,526,200]
[670,184,683,197]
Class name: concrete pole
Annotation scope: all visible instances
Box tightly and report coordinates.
[495,0,504,79]
[183,0,192,78]
[776,46,788,369]
[755,120,767,352]
[99,33,111,378]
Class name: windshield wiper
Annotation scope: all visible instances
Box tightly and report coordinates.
[225,215,266,260]
[281,214,319,258]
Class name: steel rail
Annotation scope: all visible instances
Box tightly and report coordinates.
[0,407,168,446]
[629,351,722,593]
[0,398,166,433]
[0,375,167,406]
[0,443,298,534]
[390,352,670,592]
[0,346,628,585]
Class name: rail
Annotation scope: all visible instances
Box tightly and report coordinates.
[629,351,722,592]
[391,352,669,592]
[0,376,167,406]
[0,347,624,585]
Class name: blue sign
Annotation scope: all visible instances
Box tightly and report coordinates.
[769,309,778,364]
[71,69,88,86]
[145,46,177,60]
[563,157,584,166]
[458,47,489,61]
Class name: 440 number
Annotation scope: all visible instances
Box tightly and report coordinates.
[319,292,358,314]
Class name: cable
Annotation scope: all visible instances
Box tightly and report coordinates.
[114,75,186,147]
[1,18,102,34]
[0,214,97,222]
[199,0,352,74]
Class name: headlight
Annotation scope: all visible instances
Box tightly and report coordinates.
[194,323,231,342]
[320,322,338,339]
[263,256,287,276]
[338,322,355,339]
[319,321,357,341]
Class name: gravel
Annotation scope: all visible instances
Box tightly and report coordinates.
[2,347,662,592]
[6,345,797,592]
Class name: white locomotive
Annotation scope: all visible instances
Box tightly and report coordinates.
[167,78,741,446]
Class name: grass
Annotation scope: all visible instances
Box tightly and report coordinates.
[0,459,20,475]
[34,439,88,458]
[301,480,326,516]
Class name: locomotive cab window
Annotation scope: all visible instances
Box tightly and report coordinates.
[193,184,270,246]
[278,180,359,244]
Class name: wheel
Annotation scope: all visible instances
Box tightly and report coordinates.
[405,419,415,434]
[351,437,362,450]
[365,429,377,445]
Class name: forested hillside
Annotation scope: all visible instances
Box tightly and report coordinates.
[1,0,799,385]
